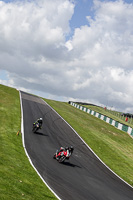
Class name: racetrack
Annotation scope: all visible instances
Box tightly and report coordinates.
[20,91,133,200]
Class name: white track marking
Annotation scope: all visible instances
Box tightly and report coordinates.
[19,91,62,200]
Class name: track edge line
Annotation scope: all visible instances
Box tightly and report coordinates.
[19,91,62,200]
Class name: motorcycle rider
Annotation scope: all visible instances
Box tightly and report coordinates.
[33,118,43,129]
[56,146,73,160]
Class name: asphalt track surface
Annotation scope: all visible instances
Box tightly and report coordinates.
[21,91,133,200]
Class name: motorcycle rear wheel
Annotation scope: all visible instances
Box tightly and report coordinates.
[53,154,56,159]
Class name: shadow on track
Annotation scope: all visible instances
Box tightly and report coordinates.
[33,131,49,136]
[61,161,81,168]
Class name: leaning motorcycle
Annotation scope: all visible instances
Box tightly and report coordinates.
[32,122,40,133]
[53,146,74,163]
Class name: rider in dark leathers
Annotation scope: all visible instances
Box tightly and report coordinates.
[33,118,43,129]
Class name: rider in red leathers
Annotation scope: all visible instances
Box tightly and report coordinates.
[55,146,73,161]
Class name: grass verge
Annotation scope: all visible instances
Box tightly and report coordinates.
[0,84,57,200]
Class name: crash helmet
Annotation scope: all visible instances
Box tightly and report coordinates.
[70,146,74,152]
[39,118,42,121]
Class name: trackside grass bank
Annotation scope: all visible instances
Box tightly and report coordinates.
[79,104,133,128]
[44,98,133,187]
[0,84,57,200]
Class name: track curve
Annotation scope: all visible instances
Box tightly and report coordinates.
[20,91,133,200]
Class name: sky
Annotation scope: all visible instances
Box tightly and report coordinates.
[0,0,133,112]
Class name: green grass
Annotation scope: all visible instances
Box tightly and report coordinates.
[0,84,57,200]
[44,99,133,187]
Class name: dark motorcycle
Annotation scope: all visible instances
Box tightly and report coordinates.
[32,122,40,133]
[53,146,74,163]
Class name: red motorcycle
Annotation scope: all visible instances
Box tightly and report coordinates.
[53,146,74,163]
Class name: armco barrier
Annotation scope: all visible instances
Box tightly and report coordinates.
[70,102,133,138]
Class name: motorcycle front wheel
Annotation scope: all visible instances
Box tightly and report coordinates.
[59,156,66,163]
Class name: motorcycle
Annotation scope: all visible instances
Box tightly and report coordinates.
[32,122,40,133]
[53,146,74,163]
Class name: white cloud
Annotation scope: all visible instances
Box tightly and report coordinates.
[0,0,133,112]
